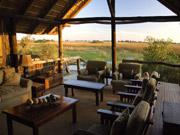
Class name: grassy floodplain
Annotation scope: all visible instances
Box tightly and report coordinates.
[61,41,180,63]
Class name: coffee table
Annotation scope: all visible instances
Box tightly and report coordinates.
[2,94,78,135]
[63,80,105,106]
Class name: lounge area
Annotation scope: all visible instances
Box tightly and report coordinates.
[1,0,180,135]
[0,71,179,135]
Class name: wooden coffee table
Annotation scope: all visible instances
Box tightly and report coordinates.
[63,80,105,106]
[2,94,78,135]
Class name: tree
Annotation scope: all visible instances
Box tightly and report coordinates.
[38,44,58,59]
[19,35,33,54]
[143,36,173,62]
[143,36,180,83]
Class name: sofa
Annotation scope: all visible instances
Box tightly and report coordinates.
[77,60,107,83]
[0,67,32,113]
[111,63,141,93]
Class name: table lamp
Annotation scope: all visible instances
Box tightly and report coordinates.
[19,55,33,78]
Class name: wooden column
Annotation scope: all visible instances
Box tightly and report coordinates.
[9,17,18,69]
[77,59,80,71]
[58,25,63,73]
[111,0,116,73]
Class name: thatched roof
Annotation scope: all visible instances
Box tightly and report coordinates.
[0,0,91,35]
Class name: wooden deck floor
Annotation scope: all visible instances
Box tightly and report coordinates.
[65,72,180,135]
[149,81,180,135]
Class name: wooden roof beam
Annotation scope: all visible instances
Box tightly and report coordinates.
[158,0,180,15]
[19,0,35,15]
[43,0,77,34]
[107,0,115,17]
[61,16,180,24]
[29,0,59,34]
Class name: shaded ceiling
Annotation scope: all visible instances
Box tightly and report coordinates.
[0,0,91,35]
[0,0,180,35]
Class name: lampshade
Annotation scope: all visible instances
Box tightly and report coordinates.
[19,55,33,67]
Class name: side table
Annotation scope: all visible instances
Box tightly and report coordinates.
[102,73,112,85]
[163,101,180,135]
[35,73,63,90]
[32,82,45,98]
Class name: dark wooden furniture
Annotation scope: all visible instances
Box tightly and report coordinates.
[32,82,45,98]
[63,80,105,106]
[35,73,63,90]
[124,85,142,93]
[163,101,180,135]
[130,79,143,86]
[102,73,112,85]
[2,94,78,135]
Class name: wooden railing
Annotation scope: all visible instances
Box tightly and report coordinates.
[122,59,180,85]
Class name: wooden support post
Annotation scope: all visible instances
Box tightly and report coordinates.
[77,59,80,71]
[111,0,116,73]
[9,17,18,70]
[179,67,180,86]
[58,25,63,73]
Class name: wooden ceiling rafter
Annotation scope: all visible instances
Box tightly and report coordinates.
[43,0,78,34]
[29,0,59,34]
[107,0,115,17]
[19,0,35,15]
[158,0,180,15]
[67,0,90,19]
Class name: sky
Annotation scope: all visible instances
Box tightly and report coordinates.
[17,0,180,43]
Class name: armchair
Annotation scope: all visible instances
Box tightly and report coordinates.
[111,63,141,93]
[73,101,152,135]
[107,77,157,113]
[77,60,107,83]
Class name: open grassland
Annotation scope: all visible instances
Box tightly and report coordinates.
[34,40,180,53]
[25,41,180,63]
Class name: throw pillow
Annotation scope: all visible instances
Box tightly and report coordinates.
[3,68,15,81]
[0,70,3,85]
[110,108,130,135]
[3,72,21,86]
[122,70,134,79]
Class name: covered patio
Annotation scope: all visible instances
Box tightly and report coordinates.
[0,72,179,135]
[0,0,180,135]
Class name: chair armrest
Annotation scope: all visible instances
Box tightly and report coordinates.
[112,71,120,80]
[117,92,137,103]
[73,129,100,135]
[117,91,137,97]
[124,85,142,93]
[97,109,120,125]
[97,70,105,76]
[20,78,33,90]
[78,69,86,75]
[106,101,135,113]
